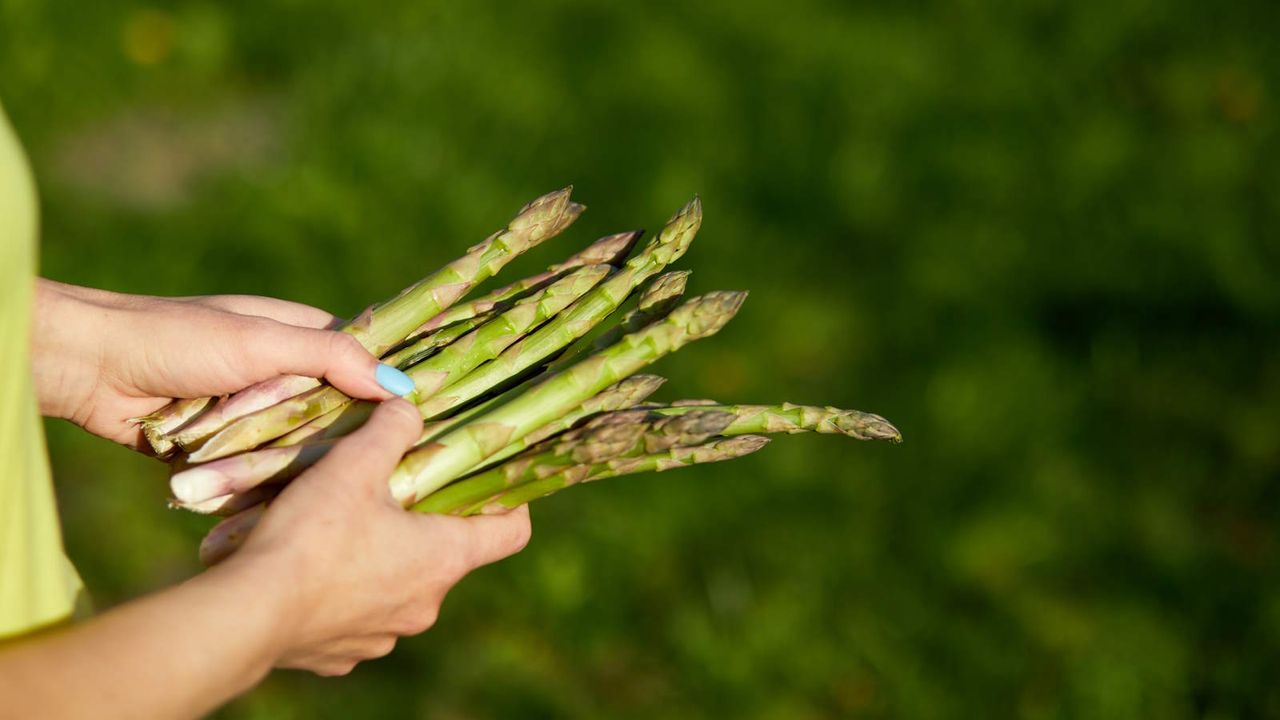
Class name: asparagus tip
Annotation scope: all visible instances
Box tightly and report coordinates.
[672,290,748,339]
[847,412,903,443]
[520,186,573,213]
[641,270,692,306]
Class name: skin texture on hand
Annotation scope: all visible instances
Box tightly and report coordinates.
[32,279,399,449]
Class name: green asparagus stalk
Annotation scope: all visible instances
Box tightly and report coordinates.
[276,238,640,445]
[388,289,747,506]
[404,264,612,402]
[462,435,771,515]
[640,403,902,442]
[465,374,667,474]
[404,229,640,339]
[543,269,690,375]
[160,187,580,453]
[186,264,611,462]
[414,198,704,421]
[268,366,519,449]
[412,408,734,514]
[421,404,899,516]
[169,374,666,508]
[196,432,765,567]
[382,314,491,369]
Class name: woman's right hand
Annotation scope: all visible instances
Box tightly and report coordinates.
[220,399,532,676]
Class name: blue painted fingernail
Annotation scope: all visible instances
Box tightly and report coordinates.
[375,363,415,397]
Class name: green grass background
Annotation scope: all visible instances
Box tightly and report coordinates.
[3,0,1279,716]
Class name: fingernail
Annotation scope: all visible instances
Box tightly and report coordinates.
[375,363,416,397]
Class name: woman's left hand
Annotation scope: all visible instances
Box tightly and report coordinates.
[33,280,399,450]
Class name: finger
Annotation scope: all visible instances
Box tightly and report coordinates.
[178,295,339,329]
[422,505,532,570]
[307,635,398,663]
[305,399,423,494]
[240,319,410,401]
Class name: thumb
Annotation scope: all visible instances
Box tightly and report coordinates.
[304,398,425,496]
[246,321,416,401]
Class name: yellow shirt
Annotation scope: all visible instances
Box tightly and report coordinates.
[0,98,83,639]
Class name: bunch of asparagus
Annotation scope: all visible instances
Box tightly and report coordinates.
[138,188,901,566]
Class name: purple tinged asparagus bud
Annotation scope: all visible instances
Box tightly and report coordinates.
[648,403,903,442]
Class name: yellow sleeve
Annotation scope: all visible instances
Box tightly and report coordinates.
[0,97,85,640]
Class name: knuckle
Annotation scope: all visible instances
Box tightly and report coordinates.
[507,516,533,553]
[329,332,368,362]
[394,604,438,635]
[316,661,356,677]
[411,606,440,634]
[370,637,398,658]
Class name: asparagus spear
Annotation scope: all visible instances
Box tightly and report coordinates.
[194,409,720,561]
[466,374,667,473]
[641,403,901,442]
[170,482,279,516]
[543,269,690,375]
[412,408,734,514]
[200,503,266,566]
[382,314,491,369]
[186,264,611,462]
[196,432,766,567]
[463,435,771,515]
[423,404,900,516]
[388,289,747,506]
[173,377,547,509]
[168,374,667,508]
[405,229,640,339]
[159,187,580,453]
[267,402,372,448]
[133,397,214,458]
[170,442,334,504]
[414,198,704,421]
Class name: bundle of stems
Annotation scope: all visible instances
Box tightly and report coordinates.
[142,189,902,566]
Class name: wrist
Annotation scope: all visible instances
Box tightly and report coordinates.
[30,280,112,421]
[197,548,306,675]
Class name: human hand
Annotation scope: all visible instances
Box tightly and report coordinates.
[32,280,403,449]
[223,400,532,676]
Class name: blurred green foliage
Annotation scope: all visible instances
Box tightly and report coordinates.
[3,0,1279,716]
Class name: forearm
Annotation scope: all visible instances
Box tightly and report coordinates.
[0,558,291,719]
